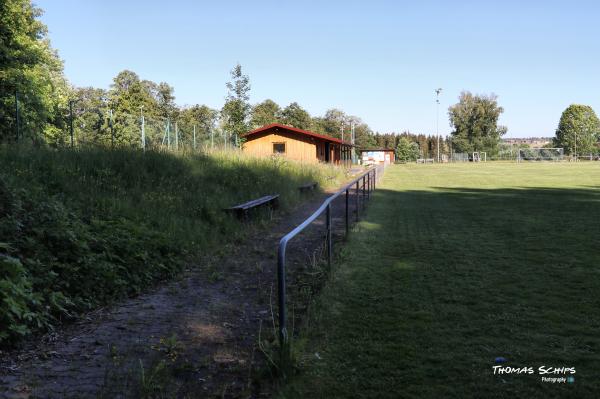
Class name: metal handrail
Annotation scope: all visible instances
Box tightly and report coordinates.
[276,164,384,358]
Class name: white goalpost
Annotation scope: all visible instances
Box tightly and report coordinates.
[472,152,487,162]
[517,148,564,162]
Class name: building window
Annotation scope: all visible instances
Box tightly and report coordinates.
[273,142,286,154]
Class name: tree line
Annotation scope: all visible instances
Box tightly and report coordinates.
[0,0,381,150]
[3,0,598,160]
[0,0,494,157]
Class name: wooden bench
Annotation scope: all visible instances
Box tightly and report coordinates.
[298,182,318,194]
[225,194,279,219]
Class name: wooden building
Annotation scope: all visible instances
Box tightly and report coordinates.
[359,148,395,165]
[241,123,353,166]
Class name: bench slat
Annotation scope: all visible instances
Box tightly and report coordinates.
[298,182,318,192]
[227,194,279,211]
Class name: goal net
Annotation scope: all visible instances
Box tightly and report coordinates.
[517,148,564,162]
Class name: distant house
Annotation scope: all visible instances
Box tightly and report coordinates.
[241,123,353,166]
[359,148,395,165]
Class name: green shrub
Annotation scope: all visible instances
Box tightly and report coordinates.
[0,254,45,342]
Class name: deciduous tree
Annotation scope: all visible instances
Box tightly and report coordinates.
[0,0,69,144]
[448,92,507,155]
[554,104,600,155]
[250,99,281,128]
[281,102,312,130]
[395,137,420,162]
[221,64,250,146]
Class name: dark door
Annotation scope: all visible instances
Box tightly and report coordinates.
[325,142,330,162]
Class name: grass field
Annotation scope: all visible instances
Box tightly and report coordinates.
[281,162,600,398]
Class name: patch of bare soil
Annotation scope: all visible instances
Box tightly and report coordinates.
[0,181,368,398]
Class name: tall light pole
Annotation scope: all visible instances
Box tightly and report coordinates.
[351,121,356,164]
[435,88,442,162]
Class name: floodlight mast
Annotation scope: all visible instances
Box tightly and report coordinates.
[435,88,442,162]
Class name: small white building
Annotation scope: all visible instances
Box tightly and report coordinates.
[360,148,395,165]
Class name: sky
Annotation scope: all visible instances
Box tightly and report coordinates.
[37,0,600,137]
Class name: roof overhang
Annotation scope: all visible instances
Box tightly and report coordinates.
[359,148,395,152]
[242,123,355,146]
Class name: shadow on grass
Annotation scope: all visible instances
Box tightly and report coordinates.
[281,184,600,399]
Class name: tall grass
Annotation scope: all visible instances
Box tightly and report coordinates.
[0,146,346,345]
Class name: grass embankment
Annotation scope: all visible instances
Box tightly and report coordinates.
[0,147,346,345]
[281,163,600,398]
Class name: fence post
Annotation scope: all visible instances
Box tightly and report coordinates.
[14,90,19,142]
[362,176,366,209]
[277,243,289,363]
[374,168,377,190]
[141,107,145,151]
[326,203,332,268]
[109,109,114,148]
[193,125,197,150]
[345,189,349,237]
[355,181,359,222]
[69,100,74,148]
[367,172,370,200]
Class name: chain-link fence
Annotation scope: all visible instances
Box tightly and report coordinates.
[47,107,236,152]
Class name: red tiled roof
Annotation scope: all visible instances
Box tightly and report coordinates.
[242,123,354,146]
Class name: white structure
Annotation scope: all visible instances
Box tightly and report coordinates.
[517,148,564,162]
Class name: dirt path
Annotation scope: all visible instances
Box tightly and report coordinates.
[0,181,368,398]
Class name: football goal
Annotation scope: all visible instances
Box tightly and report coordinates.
[517,148,564,162]
[472,152,487,162]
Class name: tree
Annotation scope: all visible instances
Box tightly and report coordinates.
[448,92,507,155]
[281,102,312,130]
[395,137,420,162]
[179,104,218,147]
[250,99,281,128]
[554,104,600,155]
[221,64,250,146]
[312,109,346,138]
[107,70,154,146]
[155,82,177,120]
[0,0,69,144]
[71,87,108,145]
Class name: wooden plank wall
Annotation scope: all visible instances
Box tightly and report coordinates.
[243,131,319,163]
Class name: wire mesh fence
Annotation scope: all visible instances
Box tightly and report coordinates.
[56,108,233,152]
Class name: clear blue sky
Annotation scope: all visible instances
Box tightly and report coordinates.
[37,0,600,137]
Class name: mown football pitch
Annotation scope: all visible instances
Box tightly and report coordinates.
[281,162,600,399]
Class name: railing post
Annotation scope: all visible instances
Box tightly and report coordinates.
[326,203,332,268]
[362,176,366,209]
[345,189,349,237]
[274,167,385,373]
[277,242,288,361]
[373,168,376,190]
[355,181,359,222]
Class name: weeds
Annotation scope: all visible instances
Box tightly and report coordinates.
[0,146,346,345]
